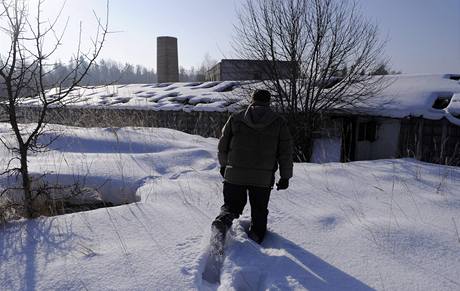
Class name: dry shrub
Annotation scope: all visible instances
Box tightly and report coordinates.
[1,180,110,222]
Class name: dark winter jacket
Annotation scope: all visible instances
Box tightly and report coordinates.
[218,102,293,187]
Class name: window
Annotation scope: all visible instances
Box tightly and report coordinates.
[432,94,452,110]
[357,121,377,142]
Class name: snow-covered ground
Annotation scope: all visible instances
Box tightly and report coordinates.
[1,124,460,290]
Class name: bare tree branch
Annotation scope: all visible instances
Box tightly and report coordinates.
[0,0,109,218]
[233,0,388,161]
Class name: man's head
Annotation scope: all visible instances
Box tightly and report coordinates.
[252,89,271,105]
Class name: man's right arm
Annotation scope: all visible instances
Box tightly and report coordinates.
[218,115,233,167]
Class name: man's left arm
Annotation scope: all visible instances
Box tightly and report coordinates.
[276,120,293,189]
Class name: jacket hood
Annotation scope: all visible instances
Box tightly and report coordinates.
[241,102,279,129]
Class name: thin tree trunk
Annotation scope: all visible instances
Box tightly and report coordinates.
[20,147,34,218]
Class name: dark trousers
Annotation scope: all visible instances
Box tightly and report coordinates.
[213,182,271,239]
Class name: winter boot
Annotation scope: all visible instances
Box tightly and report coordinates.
[210,220,227,256]
[247,229,263,244]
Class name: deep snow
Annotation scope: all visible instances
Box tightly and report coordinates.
[1,125,460,290]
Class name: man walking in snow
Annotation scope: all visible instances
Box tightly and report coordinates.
[212,89,293,244]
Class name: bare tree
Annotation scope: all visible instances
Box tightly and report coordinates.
[0,0,109,218]
[234,0,387,161]
[195,52,217,81]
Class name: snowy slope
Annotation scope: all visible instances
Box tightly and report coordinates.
[1,125,460,290]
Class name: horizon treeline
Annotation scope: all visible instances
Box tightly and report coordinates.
[47,58,213,86]
[47,59,157,86]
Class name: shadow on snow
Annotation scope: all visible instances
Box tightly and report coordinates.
[221,226,374,291]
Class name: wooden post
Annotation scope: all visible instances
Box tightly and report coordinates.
[440,120,448,164]
[416,119,424,161]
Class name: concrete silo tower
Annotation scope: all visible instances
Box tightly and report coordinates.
[157,36,179,83]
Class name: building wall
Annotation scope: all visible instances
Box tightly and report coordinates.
[354,117,401,161]
[207,59,292,81]
[311,138,342,163]
[9,106,459,165]
[310,117,344,163]
[12,107,231,138]
[399,118,460,166]
[327,115,460,166]
[206,63,221,81]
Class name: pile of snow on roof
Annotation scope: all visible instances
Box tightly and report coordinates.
[22,81,252,113]
[352,74,460,126]
[22,74,460,125]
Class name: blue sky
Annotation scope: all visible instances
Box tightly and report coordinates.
[1,0,459,74]
[359,0,460,74]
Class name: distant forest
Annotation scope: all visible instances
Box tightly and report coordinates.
[48,58,214,86]
[47,59,158,86]
[0,58,215,99]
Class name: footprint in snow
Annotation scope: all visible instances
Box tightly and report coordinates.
[176,235,203,251]
[169,170,194,180]
[176,235,206,277]
[317,215,340,231]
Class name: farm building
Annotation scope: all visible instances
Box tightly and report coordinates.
[338,74,460,166]
[206,59,292,81]
[11,74,460,166]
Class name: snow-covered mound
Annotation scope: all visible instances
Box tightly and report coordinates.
[1,126,459,290]
[0,124,218,204]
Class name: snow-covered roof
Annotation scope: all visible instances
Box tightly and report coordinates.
[351,74,460,126]
[22,81,251,113]
[22,74,460,125]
